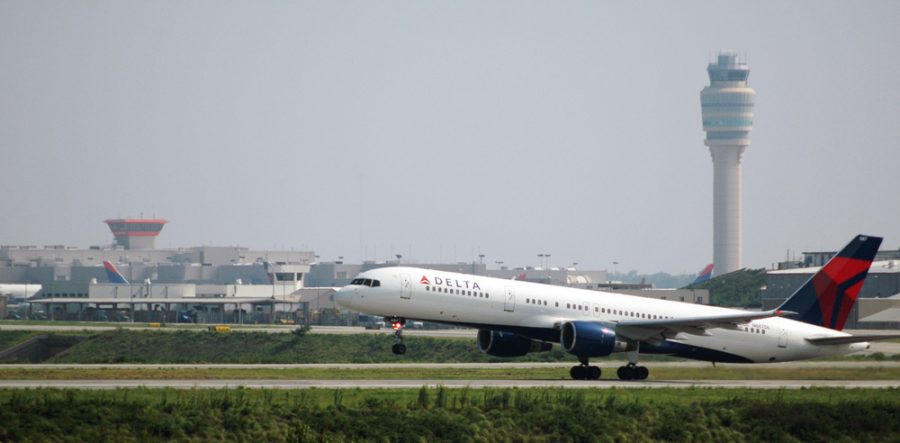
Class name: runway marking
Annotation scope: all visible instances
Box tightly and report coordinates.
[1,379,898,390]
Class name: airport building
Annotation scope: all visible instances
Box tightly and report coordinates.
[2,217,710,325]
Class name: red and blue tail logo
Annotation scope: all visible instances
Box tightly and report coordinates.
[692,264,714,285]
[778,235,881,331]
[103,260,129,284]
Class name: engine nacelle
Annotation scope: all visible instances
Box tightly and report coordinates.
[560,321,626,357]
[477,329,552,357]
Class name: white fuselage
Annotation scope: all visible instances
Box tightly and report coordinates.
[335,267,867,363]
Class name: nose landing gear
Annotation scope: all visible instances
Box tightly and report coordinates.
[387,316,407,355]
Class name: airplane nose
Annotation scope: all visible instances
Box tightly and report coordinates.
[334,285,356,309]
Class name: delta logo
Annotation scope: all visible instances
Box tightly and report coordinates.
[420,275,482,290]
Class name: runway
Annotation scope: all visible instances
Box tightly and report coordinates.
[1,378,897,390]
[4,361,900,369]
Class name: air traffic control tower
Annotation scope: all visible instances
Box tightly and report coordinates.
[701,52,755,276]
[104,218,168,250]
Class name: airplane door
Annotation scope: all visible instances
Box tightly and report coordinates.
[778,328,788,348]
[400,274,412,299]
[504,287,515,312]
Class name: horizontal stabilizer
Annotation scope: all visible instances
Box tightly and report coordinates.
[805,334,900,346]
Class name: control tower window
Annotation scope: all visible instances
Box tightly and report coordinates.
[710,70,749,82]
[275,272,295,281]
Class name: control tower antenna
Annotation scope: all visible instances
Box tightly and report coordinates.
[700,52,756,275]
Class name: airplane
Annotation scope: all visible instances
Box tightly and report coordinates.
[103,260,129,284]
[692,264,714,285]
[334,235,900,380]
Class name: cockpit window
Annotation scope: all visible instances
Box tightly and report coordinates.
[349,278,380,287]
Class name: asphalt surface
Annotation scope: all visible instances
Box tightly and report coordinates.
[3,361,900,369]
[0,379,897,390]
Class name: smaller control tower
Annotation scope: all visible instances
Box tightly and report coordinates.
[104,219,167,250]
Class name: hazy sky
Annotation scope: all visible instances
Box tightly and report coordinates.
[2,1,898,273]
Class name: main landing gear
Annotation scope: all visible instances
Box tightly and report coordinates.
[616,364,649,380]
[387,316,407,355]
[570,356,602,380]
[616,348,649,380]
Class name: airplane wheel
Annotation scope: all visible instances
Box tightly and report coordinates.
[392,343,407,355]
[588,366,601,380]
[636,366,649,380]
[617,366,634,380]
[570,366,586,380]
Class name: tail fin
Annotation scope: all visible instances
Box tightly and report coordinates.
[103,261,129,284]
[693,264,714,285]
[778,235,882,331]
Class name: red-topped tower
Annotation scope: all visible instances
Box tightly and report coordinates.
[104,218,168,249]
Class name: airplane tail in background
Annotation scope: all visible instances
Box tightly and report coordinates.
[778,235,882,331]
[103,261,129,284]
[263,261,274,284]
[692,264,714,285]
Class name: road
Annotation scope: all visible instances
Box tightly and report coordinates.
[1,379,897,389]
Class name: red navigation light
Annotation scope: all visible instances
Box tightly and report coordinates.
[391,322,403,330]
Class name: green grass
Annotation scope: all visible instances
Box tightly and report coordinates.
[0,331,43,351]
[0,387,898,441]
[2,329,898,364]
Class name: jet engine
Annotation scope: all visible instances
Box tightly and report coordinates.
[560,321,629,357]
[477,329,552,357]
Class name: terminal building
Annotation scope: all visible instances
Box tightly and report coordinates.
[2,217,709,325]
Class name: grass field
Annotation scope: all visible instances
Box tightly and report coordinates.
[1,329,898,365]
[1,387,898,441]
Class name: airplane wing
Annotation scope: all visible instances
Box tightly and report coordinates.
[613,309,796,342]
[805,334,900,345]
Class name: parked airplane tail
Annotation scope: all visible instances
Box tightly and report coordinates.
[263,261,275,284]
[103,260,129,284]
[692,264,714,285]
[778,235,882,331]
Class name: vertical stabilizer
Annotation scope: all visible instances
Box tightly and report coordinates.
[103,261,129,284]
[778,235,882,331]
